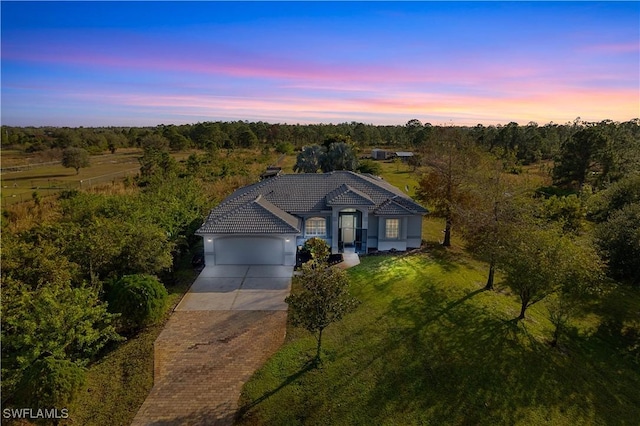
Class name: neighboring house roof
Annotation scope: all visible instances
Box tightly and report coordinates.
[197,171,427,235]
[198,194,301,234]
[395,151,414,157]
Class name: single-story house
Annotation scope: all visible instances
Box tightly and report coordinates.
[196,171,428,266]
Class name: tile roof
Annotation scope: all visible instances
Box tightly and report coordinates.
[198,195,301,234]
[326,184,375,206]
[374,198,417,215]
[197,171,427,235]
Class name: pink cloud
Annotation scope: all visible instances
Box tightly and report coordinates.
[62,82,638,127]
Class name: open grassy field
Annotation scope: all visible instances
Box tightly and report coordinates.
[0,149,196,206]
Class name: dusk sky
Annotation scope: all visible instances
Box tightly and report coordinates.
[1,1,639,127]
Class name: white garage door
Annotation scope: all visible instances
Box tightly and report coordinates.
[214,237,284,265]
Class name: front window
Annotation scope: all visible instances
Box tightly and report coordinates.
[385,218,399,239]
[305,217,327,236]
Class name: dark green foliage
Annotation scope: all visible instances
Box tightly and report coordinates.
[587,174,640,222]
[499,226,603,319]
[1,234,81,290]
[294,145,325,173]
[16,357,86,408]
[140,133,170,151]
[163,126,191,151]
[3,119,638,161]
[275,141,294,154]
[237,128,259,148]
[186,153,202,175]
[138,135,177,185]
[356,159,383,175]
[553,126,607,189]
[320,142,358,172]
[285,262,359,363]
[553,121,640,190]
[321,134,351,150]
[417,131,479,247]
[53,194,174,281]
[1,279,120,401]
[542,194,584,232]
[294,138,358,174]
[595,203,640,287]
[404,119,430,146]
[459,163,529,290]
[303,237,331,263]
[61,147,90,174]
[107,274,168,331]
[535,185,576,198]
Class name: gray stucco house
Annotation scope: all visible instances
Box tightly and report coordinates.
[196,171,427,266]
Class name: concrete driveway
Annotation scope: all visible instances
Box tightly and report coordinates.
[175,265,294,311]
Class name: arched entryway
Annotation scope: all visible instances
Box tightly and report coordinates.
[338,208,366,252]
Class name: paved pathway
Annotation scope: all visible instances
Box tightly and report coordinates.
[131,266,293,426]
[176,265,293,311]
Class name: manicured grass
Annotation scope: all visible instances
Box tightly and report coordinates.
[238,249,640,425]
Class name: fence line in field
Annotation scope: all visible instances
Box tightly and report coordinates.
[0,161,62,173]
[1,167,139,207]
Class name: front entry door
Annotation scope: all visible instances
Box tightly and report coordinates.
[341,214,356,246]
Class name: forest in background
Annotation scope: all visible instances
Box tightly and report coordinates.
[2,118,638,168]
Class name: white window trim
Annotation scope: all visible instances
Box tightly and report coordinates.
[385,218,400,239]
[305,217,327,236]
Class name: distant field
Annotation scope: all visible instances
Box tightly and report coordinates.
[0,149,194,206]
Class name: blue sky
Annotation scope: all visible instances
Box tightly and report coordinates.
[1,1,638,127]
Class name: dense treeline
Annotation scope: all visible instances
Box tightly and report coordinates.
[4,118,639,165]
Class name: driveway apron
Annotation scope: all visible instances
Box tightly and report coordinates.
[131,265,293,426]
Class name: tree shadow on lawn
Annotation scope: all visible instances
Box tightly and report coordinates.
[423,242,468,272]
[235,358,316,423]
[586,285,640,365]
[330,283,637,425]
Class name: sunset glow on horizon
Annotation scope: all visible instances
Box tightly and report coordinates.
[1,1,639,127]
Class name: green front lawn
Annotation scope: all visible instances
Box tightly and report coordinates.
[238,248,640,425]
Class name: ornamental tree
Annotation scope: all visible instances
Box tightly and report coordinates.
[285,261,359,364]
